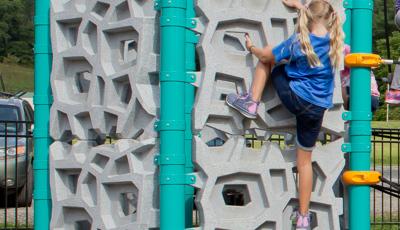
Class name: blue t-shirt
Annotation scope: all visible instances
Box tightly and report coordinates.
[272,33,334,109]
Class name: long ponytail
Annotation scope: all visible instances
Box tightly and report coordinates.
[328,11,344,70]
[297,8,322,68]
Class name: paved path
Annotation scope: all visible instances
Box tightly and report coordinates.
[0,202,33,228]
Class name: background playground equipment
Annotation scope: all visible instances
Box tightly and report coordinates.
[41,0,370,229]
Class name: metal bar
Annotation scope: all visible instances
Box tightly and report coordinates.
[184,0,196,227]
[4,122,8,229]
[25,122,30,229]
[15,122,19,227]
[398,130,400,223]
[33,0,53,227]
[348,1,374,229]
[381,131,384,222]
[373,133,376,223]
[158,0,187,229]
[390,129,392,223]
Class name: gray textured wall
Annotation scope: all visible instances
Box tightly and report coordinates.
[50,0,346,229]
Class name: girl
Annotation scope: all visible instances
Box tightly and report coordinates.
[226,0,344,229]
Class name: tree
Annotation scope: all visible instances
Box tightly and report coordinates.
[0,0,34,65]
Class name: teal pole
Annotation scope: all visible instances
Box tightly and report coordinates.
[347,0,374,229]
[343,0,352,45]
[184,0,197,227]
[155,0,187,229]
[33,0,52,228]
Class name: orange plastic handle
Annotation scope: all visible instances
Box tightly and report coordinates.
[345,53,383,68]
[342,171,381,185]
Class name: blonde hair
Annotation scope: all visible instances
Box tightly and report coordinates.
[296,0,344,69]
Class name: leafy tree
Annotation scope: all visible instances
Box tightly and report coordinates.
[0,0,34,66]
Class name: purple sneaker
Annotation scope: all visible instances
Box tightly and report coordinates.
[226,93,259,119]
[385,90,400,104]
[291,211,312,230]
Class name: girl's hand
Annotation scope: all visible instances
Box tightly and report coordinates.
[245,34,254,52]
[282,0,304,9]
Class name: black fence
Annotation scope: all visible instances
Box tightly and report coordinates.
[1,121,399,229]
[371,128,400,229]
[0,121,33,230]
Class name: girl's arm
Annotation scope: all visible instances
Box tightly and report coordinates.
[282,0,306,10]
[245,35,275,64]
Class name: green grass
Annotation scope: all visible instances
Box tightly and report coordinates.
[371,121,400,165]
[371,215,400,230]
[0,223,33,229]
[372,121,400,129]
[0,63,34,93]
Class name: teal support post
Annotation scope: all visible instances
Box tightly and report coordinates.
[343,0,352,45]
[155,0,189,229]
[346,0,374,229]
[33,0,53,228]
[184,0,197,227]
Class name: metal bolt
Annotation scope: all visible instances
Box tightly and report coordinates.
[166,157,170,161]
[166,18,170,22]
[168,0,171,3]
[166,177,170,181]
[191,20,195,25]
[191,177,194,181]
[166,123,170,126]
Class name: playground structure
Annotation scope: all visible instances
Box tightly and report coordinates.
[33,0,375,229]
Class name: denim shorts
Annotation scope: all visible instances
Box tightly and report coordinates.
[271,65,326,151]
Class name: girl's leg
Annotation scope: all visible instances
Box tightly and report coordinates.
[297,147,313,215]
[226,61,272,119]
[251,61,272,102]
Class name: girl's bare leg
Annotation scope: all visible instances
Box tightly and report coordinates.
[297,148,313,215]
[250,61,272,102]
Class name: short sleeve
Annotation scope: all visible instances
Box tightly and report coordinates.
[272,34,296,63]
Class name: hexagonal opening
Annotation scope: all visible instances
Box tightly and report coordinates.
[211,172,269,219]
[92,1,110,19]
[55,168,81,198]
[103,27,139,73]
[55,207,92,230]
[223,32,246,52]
[91,153,110,172]
[81,173,97,206]
[75,71,91,93]
[222,184,250,206]
[61,57,93,102]
[82,21,98,54]
[112,75,132,105]
[212,19,266,55]
[112,1,131,21]
[120,192,138,216]
[214,72,245,102]
[56,18,82,51]
[110,155,130,175]
[206,137,225,147]
[101,182,139,227]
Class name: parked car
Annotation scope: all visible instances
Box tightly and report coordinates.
[0,93,34,207]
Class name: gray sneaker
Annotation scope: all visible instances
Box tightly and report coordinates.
[226,93,259,119]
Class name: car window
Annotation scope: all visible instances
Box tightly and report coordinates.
[23,102,32,122]
[0,105,20,121]
[0,105,21,132]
